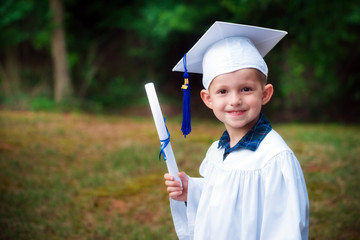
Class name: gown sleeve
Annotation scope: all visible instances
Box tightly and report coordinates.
[169,142,216,240]
[260,151,309,240]
[170,177,205,240]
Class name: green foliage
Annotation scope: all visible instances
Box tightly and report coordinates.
[0,0,33,26]
[0,0,359,121]
[0,0,50,49]
[86,76,143,109]
[0,0,33,45]
[29,96,57,111]
[131,2,201,40]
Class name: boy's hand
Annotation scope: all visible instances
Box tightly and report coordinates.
[164,172,188,202]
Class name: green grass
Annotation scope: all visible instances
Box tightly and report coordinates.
[0,111,359,239]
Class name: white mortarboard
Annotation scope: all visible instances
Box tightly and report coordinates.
[173,21,287,89]
[174,21,287,137]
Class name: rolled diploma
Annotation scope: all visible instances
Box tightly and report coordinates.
[145,83,182,186]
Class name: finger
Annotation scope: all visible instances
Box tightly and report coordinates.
[167,186,183,193]
[169,191,183,198]
[164,173,174,181]
[167,185,183,191]
[178,171,187,179]
[165,180,181,187]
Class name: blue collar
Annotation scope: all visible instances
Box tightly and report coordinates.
[218,113,272,160]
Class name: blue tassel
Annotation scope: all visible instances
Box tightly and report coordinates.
[181,53,191,137]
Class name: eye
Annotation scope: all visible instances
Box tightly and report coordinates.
[242,87,252,92]
[217,89,227,94]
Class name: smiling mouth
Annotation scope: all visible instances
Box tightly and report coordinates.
[228,110,246,116]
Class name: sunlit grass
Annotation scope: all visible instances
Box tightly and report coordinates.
[0,111,359,239]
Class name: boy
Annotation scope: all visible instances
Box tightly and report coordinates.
[164,22,309,240]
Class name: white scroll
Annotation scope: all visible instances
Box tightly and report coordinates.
[145,83,182,185]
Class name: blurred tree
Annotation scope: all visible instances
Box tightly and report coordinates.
[0,0,51,99]
[87,0,227,103]
[0,0,33,97]
[0,0,359,121]
[50,0,73,102]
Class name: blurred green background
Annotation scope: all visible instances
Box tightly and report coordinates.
[0,0,359,122]
[1,1,360,239]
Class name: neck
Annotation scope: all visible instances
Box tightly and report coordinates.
[226,115,260,148]
[227,129,248,148]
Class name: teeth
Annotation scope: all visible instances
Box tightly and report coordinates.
[228,110,246,115]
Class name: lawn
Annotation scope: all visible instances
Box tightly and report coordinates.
[0,111,359,239]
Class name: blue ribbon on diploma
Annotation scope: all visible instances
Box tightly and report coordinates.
[159,118,170,161]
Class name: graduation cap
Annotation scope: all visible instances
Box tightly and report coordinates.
[173,21,287,137]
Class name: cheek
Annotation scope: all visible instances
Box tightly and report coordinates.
[246,95,263,107]
[211,97,226,108]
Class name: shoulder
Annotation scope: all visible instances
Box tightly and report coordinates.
[258,129,293,158]
[223,129,294,171]
[203,140,223,162]
[250,129,294,168]
[201,130,295,172]
[207,140,220,152]
[199,140,222,176]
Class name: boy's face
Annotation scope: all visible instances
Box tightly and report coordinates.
[200,68,273,135]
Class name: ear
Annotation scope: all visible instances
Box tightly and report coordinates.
[200,89,213,109]
[262,84,274,105]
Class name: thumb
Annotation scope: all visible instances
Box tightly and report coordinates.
[178,171,188,182]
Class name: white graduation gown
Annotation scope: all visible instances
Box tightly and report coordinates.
[170,129,309,240]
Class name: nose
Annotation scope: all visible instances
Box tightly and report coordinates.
[230,92,242,106]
